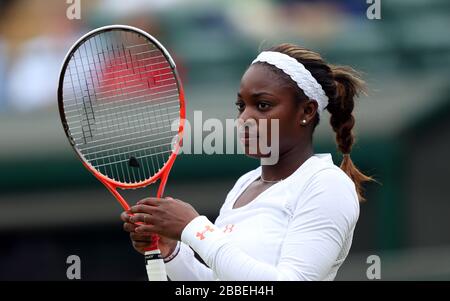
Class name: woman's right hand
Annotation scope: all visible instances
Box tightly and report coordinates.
[120,210,178,257]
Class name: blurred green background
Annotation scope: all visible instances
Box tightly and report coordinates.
[0,0,449,280]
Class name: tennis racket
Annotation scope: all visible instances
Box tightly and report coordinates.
[57,25,185,281]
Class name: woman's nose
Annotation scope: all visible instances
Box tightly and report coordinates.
[238,113,258,133]
[239,107,254,122]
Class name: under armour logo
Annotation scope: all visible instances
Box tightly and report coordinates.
[196,225,214,240]
[223,224,235,233]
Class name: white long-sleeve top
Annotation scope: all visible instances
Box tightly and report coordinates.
[165,153,360,281]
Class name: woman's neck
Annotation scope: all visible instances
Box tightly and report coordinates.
[260,144,314,181]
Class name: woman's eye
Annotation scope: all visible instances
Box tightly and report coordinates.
[235,102,245,112]
[257,102,271,110]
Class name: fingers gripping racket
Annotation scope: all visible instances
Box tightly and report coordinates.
[57,25,185,281]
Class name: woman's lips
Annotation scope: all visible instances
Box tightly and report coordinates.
[238,130,259,145]
[238,131,258,138]
[239,136,259,145]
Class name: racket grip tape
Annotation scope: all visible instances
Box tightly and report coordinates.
[145,249,168,281]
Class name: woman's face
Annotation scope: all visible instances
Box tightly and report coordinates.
[236,63,306,159]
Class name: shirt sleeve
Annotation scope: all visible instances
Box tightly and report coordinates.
[164,173,257,281]
[180,169,360,281]
[164,242,217,281]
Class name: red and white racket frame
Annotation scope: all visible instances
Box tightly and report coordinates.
[57,25,186,281]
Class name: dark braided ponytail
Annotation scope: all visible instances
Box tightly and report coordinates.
[327,65,373,201]
[267,43,374,201]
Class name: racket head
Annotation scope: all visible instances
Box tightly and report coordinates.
[58,25,185,189]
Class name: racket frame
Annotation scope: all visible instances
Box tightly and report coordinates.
[57,25,186,281]
[58,24,185,210]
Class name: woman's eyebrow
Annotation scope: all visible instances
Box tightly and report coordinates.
[237,92,275,98]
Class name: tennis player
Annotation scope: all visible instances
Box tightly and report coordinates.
[121,44,373,281]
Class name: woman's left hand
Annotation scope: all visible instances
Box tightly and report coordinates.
[129,197,200,240]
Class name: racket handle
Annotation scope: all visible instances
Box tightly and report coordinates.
[145,249,168,281]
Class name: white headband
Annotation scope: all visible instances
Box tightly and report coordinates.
[251,51,329,115]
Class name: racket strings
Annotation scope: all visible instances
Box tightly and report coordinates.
[62,29,180,184]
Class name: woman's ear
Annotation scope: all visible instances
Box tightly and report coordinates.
[299,100,318,126]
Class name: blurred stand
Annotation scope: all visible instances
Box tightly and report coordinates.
[0,38,6,111]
